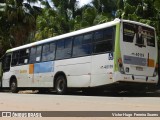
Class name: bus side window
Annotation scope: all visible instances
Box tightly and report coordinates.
[42,42,56,61]
[36,46,42,62]
[29,47,36,63]
[56,38,72,60]
[56,40,65,60]
[49,42,56,60]
[19,49,30,64]
[93,27,114,53]
[72,33,92,57]
[64,38,72,58]
[83,33,92,44]
[29,46,42,63]
[3,54,11,72]
[11,51,19,66]
[42,44,50,62]
[104,27,114,40]
[94,30,103,42]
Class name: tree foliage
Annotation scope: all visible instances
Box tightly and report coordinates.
[116,0,160,45]
[35,0,116,40]
[1,0,160,57]
[0,0,40,56]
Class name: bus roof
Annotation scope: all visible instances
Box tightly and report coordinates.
[6,18,155,53]
[121,19,155,30]
[6,19,120,53]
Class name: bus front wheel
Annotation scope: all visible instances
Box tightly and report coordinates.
[10,79,19,93]
[55,75,67,95]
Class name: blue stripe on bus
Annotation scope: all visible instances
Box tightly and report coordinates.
[34,61,54,73]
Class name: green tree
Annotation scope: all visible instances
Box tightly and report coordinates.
[116,0,160,46]
[35,0,79,40]
[0,0,40,57]
[35,0,117,40]
[35,8,58,40]
[0,0,11,56]
[74,5,109,30]
[5,0,37,46]
[73,0,117,30]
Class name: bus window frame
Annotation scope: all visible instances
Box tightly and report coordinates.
[72,32,93,58]
[5,25,116,67]
[55,37,73,60]
[11,50,20,66]
[123,22,155,48]
[29,45,42,64]
[92,26,116,55]
[42,42,56,62]
[18,48,30,65]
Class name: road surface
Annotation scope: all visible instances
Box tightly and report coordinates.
[0,91,160,120]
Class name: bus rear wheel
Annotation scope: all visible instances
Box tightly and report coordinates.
[10,79,19,93]
[55,75,67,95]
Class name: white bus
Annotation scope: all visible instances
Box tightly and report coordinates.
[0,19,158,94]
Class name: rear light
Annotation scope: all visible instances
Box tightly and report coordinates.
[118,58,125,74]
[118,58,122,64]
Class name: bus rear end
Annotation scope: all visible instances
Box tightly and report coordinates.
[114,20,158,86]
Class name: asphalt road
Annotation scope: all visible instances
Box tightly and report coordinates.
[0,90,160,111]
[0,91,160,120]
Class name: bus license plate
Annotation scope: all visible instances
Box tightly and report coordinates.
[136,67,143,71]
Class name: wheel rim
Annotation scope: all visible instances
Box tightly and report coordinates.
[57,79,65,92]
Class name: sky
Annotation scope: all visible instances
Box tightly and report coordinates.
[77,0,93,7]
[31,0,93,8]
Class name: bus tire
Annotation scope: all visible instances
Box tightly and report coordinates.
[10,79,19,93]
[55,75,67,95]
